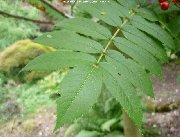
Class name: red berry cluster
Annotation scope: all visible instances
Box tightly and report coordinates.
[159,0,170,10]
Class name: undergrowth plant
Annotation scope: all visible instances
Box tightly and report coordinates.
[22,0,177,137]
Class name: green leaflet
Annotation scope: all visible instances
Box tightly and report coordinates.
[55,64,102,130]
[54,17,112,39]
[114,37,162,77]
[122,25,168,63]
[131,16,175,49]
[100,62,143,128]
[22,51,96,71]
[106,50,153,97]
[116,0,137,9]
[33,30,103,53]
[77,2,122,27]
[135,8,158,22]
[109,1,130,17]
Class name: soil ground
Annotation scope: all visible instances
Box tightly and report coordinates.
[145,61,180,137]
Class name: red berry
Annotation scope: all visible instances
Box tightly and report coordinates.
[160,1,170,10]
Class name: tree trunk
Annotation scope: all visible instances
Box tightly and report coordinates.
[123,111,142,137]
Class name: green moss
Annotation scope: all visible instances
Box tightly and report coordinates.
[0,40,55,81]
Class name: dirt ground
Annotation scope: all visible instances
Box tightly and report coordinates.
[0,108,64,137]
[145,61,180,137]
[0,61,179,137]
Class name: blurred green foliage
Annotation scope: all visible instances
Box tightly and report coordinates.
[0,71,66,122]
[0,0,41,50]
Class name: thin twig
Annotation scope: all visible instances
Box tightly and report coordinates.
[39,0,68,18]
[0,10,54,24]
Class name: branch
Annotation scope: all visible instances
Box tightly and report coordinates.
[39,0,69,18]
[0,10,54,24]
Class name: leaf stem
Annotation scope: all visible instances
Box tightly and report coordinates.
[96,12,135,64]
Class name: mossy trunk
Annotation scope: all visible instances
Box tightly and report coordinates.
[123,111,142,137]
